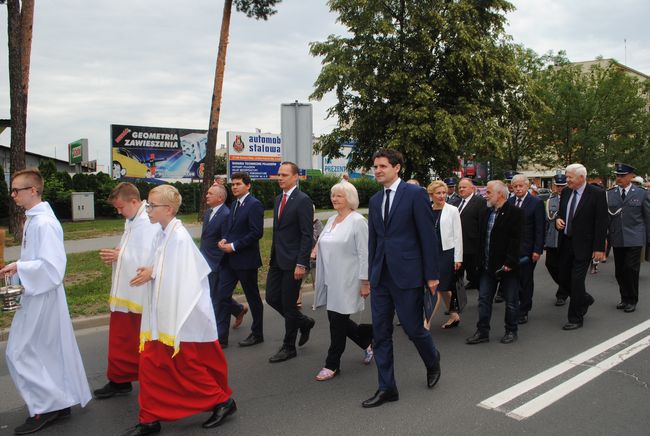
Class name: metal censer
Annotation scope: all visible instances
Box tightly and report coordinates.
[0,275,24,312]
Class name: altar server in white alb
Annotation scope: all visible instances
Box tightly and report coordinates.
[1,169,91,435]
[94,182,160,399]
[123,185,235,436]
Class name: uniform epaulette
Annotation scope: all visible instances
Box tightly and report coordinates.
[607,186,617,191]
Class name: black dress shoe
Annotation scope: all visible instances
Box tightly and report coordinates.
[500,331,517,344]
[466,282,478,290]
[517,315,528,324]
[361,389,399,408]
[219,339,229,349]
[238,333,264,347]
[562,322,583,330]
[269,347,297,363]
[466,331,489,344]
[494,294,504,303]
[122,422,161,436]
[623,304,636,313]
[14,408,71,435]
[555,297,567,307]
[426,350,441,388]
[93,381,133,399]
[202,398,237,428]
[616,302,626,310]
[298,317,316,346]
[441,319,460,329]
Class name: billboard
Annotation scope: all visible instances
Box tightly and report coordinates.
[110,124,207,180]
[227,131,282,180]
[69,138,88,165]
[322,142,373,179]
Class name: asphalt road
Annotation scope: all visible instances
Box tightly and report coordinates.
[1,256,649,435]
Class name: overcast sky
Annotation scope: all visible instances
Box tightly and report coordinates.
[1,0,648,172]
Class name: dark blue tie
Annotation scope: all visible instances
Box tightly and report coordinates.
[383,189,391,226]
[566,190,577,236]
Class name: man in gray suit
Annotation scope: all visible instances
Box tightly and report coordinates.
[607,163,650,313]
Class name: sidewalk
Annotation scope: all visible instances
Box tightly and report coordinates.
[4,209,363,259]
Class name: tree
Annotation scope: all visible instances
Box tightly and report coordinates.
[310,0,518,182]
[199,0,281,220]
[536,56,650,177]
[2,0,35,238]
[492,45,550,172]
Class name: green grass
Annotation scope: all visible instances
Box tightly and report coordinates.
[0,251,113,329]
[1,213,199,247]
[0,226,304,328]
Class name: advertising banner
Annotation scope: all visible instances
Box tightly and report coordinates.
[227,131,282,180]
[322,142,372,179]
[69,139,88,165]
[110,124,207,181]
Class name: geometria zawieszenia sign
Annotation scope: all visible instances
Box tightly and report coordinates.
[110,124,207,181]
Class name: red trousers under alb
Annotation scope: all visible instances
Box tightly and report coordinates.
[138,340,232,423]
[107,311,141,383]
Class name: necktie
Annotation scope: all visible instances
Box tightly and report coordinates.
[209,208,217,221]
[458,198,466,213]
[383,189,391,225]
[232,200,240,219]
[566,190,577,236]
[278,193,288,219]
[621,188,626,201]
[516,198,522,208]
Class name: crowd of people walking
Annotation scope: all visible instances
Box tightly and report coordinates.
[1,152,649,435]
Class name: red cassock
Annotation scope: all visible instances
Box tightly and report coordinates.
[138,340,232,423]
[107,311,142,383]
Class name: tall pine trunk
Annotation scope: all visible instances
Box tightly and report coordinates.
[199,0,233,220]
[6,0,34,239]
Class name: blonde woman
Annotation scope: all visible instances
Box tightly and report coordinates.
[312,181,373,381]
[427,180,463,329]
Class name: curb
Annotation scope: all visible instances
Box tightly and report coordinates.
[1,287,315,343]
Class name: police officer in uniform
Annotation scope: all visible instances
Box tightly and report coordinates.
[445,177,462,206]
[544,174,569,306]
[607,163,650,313]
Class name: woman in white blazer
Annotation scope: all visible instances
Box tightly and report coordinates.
[427,180,463,329]
[312,181,373,381]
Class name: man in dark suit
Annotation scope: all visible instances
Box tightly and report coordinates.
[199,184,235,348]
[544,174,569,306]
[606,163,650,313]
[457,177,488,289]
[466,180,523,345]
[362,149,441,409]
[266,162,315,363]
[508,174,545,324]
[216,172,265,347]
[555,163,608,330]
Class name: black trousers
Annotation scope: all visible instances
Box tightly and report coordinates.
[216,265,264,341]
[461,252,480,286]
[545,247,569,298]
[266,264,310,349]
[517,258,538,316]
[613,246,642,304]
[558,240,593,323]
[325,311,373,371]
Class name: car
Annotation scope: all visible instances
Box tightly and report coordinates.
[112,148,149,179]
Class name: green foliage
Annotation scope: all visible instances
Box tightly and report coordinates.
[310,0,517,181]
[234,0,282,20]
[249,180,281,208]
[536,57,650,177]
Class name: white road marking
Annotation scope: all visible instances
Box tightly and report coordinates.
[507,334,650,420]
[479,319,650,414]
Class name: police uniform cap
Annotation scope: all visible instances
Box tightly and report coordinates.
[444,177,457,187]
[553,174,567,185]
[614,163,635,175]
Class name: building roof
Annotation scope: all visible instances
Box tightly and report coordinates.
[0,144,72,166]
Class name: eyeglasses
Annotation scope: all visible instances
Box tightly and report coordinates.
[145,203,170,210]
[10,186,33,195]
